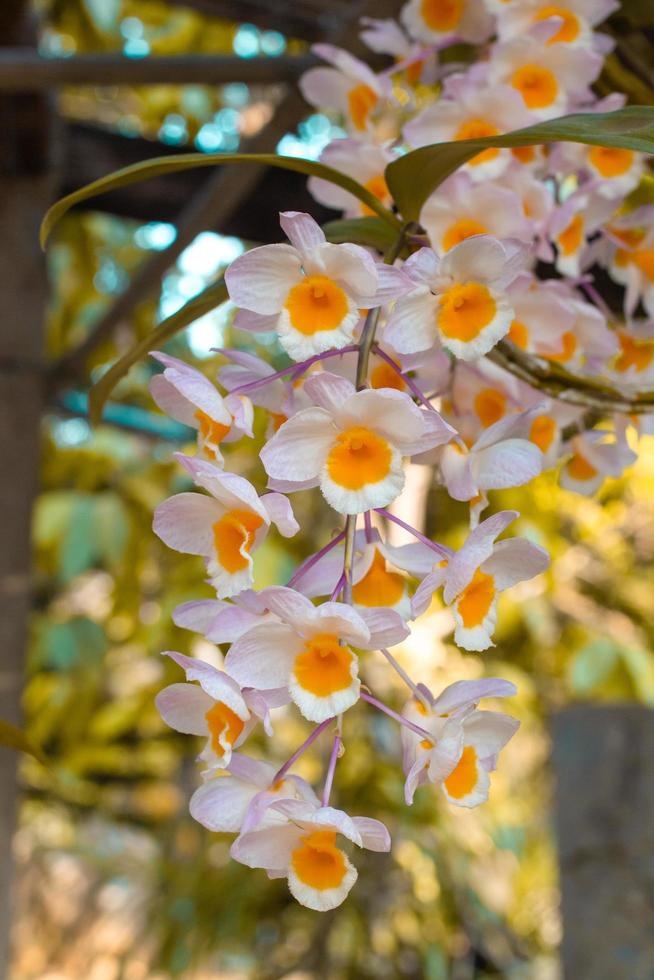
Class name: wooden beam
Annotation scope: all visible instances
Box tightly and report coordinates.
[0,51,318,90]
[62,122,337,234]
[552,705,654,979]
[0,8,53,976]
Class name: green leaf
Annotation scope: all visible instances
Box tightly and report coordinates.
[569,638,618,696]
[88,278,227,425]
[0,719,48,766]
[322,216,402,252]
[386,106,654,221]
[41,153,400,246]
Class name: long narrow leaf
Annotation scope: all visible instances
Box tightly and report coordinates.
[0,719,48,766]
[386,106,654,221]
[41,153,400,245]
[88,279,228,425]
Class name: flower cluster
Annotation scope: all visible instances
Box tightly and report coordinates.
[152,0,648,910]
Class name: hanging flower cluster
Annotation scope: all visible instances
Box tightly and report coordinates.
[152,0,649,910]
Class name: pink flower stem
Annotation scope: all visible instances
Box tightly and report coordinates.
[371,343,438,413]
[330,572,346,601]
[230,345,359,396]
[273,717,335,783]
[374,508,452,558]
[360,691,435,743]
[286,530,346,589]
[578,279,613,320]
[364,510,374,543]
[322,733,342,806]
[379,647,429,707]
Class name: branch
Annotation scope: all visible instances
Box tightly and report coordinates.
[487,340,654,415]
[0,52,317,90]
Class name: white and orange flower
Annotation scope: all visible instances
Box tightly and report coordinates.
[401,678,519,805]
[421,172,534,254]
[489,37,602,119]
[260,372,454,514]
[405,79,536,181]
[225,211,409,362]
[300,44,389,135]
[153,456,298,597]
[400,0,493,45]
[150,351,253,464]
[308,138,395,218]
[156,652,287,769]
[384,237,526,360]
[411,509,549,649]
[189,753,319,834]
[560,428,636,495]
[231,798,390,911]
[224,588,372,722]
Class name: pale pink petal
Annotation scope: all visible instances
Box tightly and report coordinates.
[260,493,300,538]
[225,243,303,314]
[411,567,448,618]
[443,510,518,603]
[225,623,302,690]
[351,816,391,852]
[260,407,335,482]
[231,824,300,870]
[431,678,517,715]
[439,445,477,500]
[232,308,280,333]
[315,242,378,298]
[153,492,220,556]
[401,408,457,456]
[481,537,549,591]
[464,709,519,768]
[279,210,326,254]
[304,372,355,415]
[427,721,465,784]
[383,288,439,355]
[189,774,259,832]
[155,682,213,735]
[473,439,543,490]
[172,599,229,634]
[357,606,409,648]
[149,375,199,428]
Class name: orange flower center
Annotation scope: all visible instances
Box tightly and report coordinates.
[533,5,581,43]
[194,409,231,456]
[348,83,378,131]
[455,118,501,167]
[615,331,654,373]
[205,701,245,754]
[293,633,354,697]
[285,275,350,336]
[567,452,597,480]
[291,830,348,890]
[444,745,478,798]
[511,64,558,109]
[352,549,405,607]
[634,249,654,282]
[370,360,406,391]
[474,388,507,427]
[508,319,529,349]
[442,218,489,252]
[438,283,497,342]
[420,0,463,30]
[547,330,577,363]
[530,414,557,452]
[212,509,264,572]
[558,213,584,256]
[456,569,495,628]
[326,426,392,490]
[588,146,634,178]
[361,175,391,216]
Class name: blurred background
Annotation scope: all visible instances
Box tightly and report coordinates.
[2,1,654,977]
